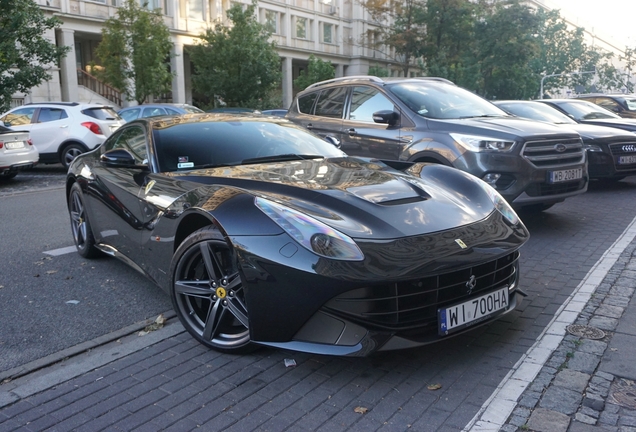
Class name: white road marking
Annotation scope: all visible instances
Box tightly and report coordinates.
[464,213,636,431]
[43,245,77,256]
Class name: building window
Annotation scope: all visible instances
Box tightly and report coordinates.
[323,23,333,43]
[264,10,277,34]
[141,0,162,11]
[188,0,204,19]
[296,17,307,39]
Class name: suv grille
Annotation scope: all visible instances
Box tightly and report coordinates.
[522,138,584,167]
[325,251,519,331]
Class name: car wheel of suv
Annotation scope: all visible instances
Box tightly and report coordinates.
[61,143,86,169]
[0,172,18,180]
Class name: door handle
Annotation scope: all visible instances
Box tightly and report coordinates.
[60,125,69,128]
[306,123,313,130]
[347,128,356,136]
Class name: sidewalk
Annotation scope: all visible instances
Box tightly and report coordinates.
[1,241,636,431]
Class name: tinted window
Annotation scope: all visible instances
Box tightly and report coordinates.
[184,105,204,113]
[595,98,620,111]
[166,107,180,115]
[108,126,148,163]
[37,108,67,123]
[498,102,576,124]
[298,93,318,114]
[2,107,36,126]
[142,107,167,118]
[82,107,121,120]
[349,87,395,122]
[556,101,620,120]
[314,87,347,118]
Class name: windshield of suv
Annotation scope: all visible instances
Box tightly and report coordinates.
[388,82,507,120]
[498,102,577,125]
[557,101,621,120]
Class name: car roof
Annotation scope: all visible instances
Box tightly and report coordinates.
[300,75,455,93]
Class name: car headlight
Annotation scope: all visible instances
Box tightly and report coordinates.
[583,144,603,152]
[255,197,364,261]
[484,184,520,225]
[450,133,515,152]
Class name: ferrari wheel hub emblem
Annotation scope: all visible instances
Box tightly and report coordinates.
[216,287,227,299]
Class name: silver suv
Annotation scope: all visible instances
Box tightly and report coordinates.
[0,102,124,168]
[287,76,588,210]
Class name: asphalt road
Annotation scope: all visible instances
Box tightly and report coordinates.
[0,165,172,373]
[2,166,636,431]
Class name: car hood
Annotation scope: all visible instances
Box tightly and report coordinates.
[168,158,503,239]
[429,116,580,139]
[565,123,636,140]
[580,118,636,131]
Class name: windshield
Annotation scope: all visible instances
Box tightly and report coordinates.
[624,98,636,111]
[556,101,621,120]
[82,107,122,121]
[153,118,345,172]
[388,82,508,119]
[498,102,576,124]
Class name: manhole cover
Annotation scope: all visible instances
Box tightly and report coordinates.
[609,379,636,409]
[566,324,605,339]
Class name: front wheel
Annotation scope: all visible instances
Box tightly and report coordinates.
[170,226,253,353]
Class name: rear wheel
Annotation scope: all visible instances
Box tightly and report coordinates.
[68,183,100,258]
[171,226,253,353]
[61,143,85,169]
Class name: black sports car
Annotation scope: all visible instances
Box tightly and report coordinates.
[66,114,529,356]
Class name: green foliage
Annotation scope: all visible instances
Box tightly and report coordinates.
[368,65,390,77]
[294,55,335,90]
[0,0,70,112]
[190,1,281,109]
[95,0,174,104]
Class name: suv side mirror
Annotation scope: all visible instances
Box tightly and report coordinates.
[324,135,341,148]
[101,148,144,168]
[372,110,400,126]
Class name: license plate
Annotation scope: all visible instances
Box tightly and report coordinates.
[548,168,582,183]
[439,287,509,335]
[5,141,25,149]
[618,155,636,165]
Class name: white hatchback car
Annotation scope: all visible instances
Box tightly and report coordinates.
[0,102,124,168]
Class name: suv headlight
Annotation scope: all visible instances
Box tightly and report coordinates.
[255,197,364,261]
[450,133,515,152]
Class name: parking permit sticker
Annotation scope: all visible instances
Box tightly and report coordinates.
[177,156,193,169]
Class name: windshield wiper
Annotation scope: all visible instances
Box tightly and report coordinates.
[241,154,324,165]
[459,114,503,119]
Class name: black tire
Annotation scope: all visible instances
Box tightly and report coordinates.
[61,143,85,169]
[0,172,18,180]
[171,226,254,353]
[68,183,100,258]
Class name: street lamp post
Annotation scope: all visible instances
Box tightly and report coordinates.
[539,70,596,98]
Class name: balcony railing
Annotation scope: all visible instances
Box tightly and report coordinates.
[77,69,122,107]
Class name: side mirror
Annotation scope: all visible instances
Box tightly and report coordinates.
[100,149,140,167]
[372,110,400,126]
[324,135,341,148]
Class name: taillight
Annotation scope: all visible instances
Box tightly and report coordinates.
[81,122,103,135]
[28,139,33,146]
[0,142,3,149]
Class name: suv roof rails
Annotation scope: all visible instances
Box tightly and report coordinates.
[410,77,455,85]
[305,75,385,90]
[24,102,80,106]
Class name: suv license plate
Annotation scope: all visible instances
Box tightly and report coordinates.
[5,141,24,149]
[548,168,582,183]
[619,155,636,165]
[439,287,509,335]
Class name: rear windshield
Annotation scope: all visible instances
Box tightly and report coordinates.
[82,107,122,121]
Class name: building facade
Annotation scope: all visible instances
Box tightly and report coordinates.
[20,0,397,110]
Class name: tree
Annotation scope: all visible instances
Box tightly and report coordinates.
[190,1,282,109]
[94,0,174,105]
[294,55,335,90]
[359,0,426,76]
[0,0,70,112]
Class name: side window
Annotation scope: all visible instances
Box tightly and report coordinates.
[37,108,67,123]
[596,98,620,112]
[1,107,37,126]
[142,107,167,118]
[106,126,148,164]
[165,107,180,115]
[120,108,140,122]
[298,93,318,114]
[349,87,395,122]
[314,87,347,118]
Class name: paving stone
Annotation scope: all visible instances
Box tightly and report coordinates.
[541,386,584,415]
[567,352,602,375]
[583,393,606,411]
[581,406,600,419]
[527,407,570,432]
[575,412,598,425]
[554,370,591,393]
[589,316,620,331]
[579,340,609,356]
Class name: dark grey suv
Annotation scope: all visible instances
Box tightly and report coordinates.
[286,76,588,210]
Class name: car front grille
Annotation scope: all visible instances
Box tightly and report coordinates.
[522,138,584,167]
[324,251,519,331]
[609,142,636,170]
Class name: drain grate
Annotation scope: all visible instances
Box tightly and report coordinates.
[609,379,636,409]
[566,324,606,340]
